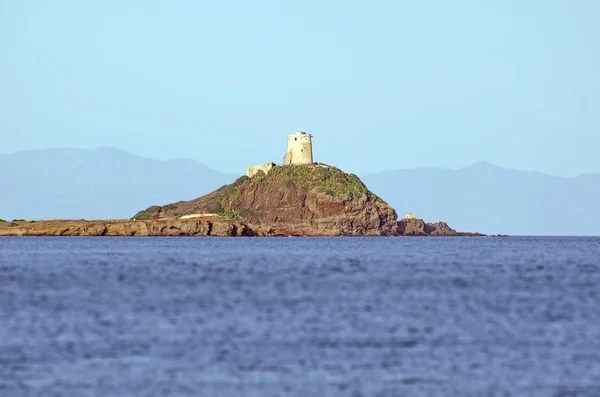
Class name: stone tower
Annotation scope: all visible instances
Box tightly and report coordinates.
[283,129,313,165]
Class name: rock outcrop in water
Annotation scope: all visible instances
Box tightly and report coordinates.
[1,164,484,237]
[397,218,484,236]
[133,164,399,236]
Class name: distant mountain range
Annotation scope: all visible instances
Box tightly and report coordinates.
[0,147,237,221]
[363,161,600,236]
[1,148,598,235]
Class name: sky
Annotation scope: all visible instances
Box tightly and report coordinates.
[1,0,599,177]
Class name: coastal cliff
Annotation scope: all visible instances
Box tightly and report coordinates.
[133,165,399,236]
[0,218,483,237]
[0,219,261,237]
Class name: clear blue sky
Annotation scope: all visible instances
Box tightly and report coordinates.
[1,1,599,177]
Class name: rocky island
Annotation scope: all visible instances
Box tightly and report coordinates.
[131,163,481,237]
[0,130,484,237]
[0,164,482,237]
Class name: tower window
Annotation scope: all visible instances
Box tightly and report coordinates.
[295,138,297,141]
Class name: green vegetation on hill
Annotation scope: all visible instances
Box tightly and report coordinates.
[228,176,252,202]
[191,176,251,214]
[132,205,161,220]
[243,165,381,201]
[219,208,243,220]
[131,164,383,222]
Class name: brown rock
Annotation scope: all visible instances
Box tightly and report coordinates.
[139,165,399,236]
[0,219,256,237]
[397,218,484,236]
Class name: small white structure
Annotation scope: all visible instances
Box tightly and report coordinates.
[283,129,313,165]
[180,213,219,220]
[405,212,415,219]
[246,162,276,178]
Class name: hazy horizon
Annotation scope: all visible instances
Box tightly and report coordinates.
[2,145,599,180]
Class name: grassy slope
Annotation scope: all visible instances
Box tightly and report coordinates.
[132,165,383,220]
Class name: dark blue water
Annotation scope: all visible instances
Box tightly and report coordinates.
[1,236,600,396]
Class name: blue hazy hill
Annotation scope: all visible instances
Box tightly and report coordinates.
[363,161,600,236]
[0,147,237,221]
[1,150,598,235]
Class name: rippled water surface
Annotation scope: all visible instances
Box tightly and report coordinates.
[1,236,600,396]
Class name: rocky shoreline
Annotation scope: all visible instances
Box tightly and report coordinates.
[0,219,257,237]
[0,217,485,237]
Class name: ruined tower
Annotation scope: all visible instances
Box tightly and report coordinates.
[283,129,313,165]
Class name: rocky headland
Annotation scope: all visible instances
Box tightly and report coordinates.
[0,164,484,237]
[0,218,259,237]
[133,165,397,236]
[129,164,482,237]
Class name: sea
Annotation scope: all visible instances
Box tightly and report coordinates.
[1,236,599,397]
